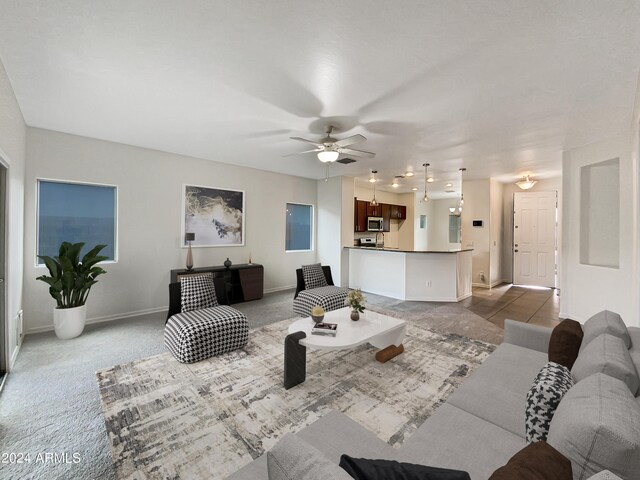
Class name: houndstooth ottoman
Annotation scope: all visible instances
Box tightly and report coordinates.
[164,305,249,363]
[293,285,351,317]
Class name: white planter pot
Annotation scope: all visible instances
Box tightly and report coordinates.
[53,305,87,340]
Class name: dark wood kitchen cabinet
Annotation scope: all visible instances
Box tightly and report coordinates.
[390,204,407,220]
[381,203,391,232]
[354,199,368,232]
[366,202,381,217]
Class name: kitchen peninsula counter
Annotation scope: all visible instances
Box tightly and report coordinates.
[346,247,473,302]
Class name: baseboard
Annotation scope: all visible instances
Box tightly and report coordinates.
[472,280,504,289]
[9,340,22,370]
[26,306,169,335]
[264,284,296,294]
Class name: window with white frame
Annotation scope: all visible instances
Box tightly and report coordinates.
[285,203,313,251]
[37,179,117,264]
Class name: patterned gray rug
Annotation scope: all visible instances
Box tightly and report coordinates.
[96,315,495,480]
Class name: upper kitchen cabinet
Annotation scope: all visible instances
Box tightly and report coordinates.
[354,199,368,232]
[390,204,407,220]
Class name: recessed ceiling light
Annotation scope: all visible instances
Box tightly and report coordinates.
[446,183,453,187]
[411,187,418,191]
[404,172,414,177]
[427,177,435,183]
[391,182,399,188]
[368,177,376,183]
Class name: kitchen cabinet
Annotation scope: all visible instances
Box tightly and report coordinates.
[390,204,407,220]
[381,203,391,232]
[366,202,381,217]
[354,199,368,232]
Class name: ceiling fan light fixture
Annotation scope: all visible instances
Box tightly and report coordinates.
[317,150,339,162]
[516,174,537,190]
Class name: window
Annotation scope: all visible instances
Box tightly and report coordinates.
[37,180,117,264]
[449,215,461,243]
[285,203,313,251]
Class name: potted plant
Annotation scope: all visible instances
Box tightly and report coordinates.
[36,242,108,339]
[345,289,365,321]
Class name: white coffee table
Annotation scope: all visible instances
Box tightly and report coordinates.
[284,307,406,389]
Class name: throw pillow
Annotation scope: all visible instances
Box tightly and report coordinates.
[302,263,328,289]
[266,433,352,480]
[339,456,471,480]
[525,362,574,443]
[547,373,640,480]
[489,441,572,480]
[548,319,583,369]
[581,310,631,349]
[571,333,640,395]
[180,273,218,313]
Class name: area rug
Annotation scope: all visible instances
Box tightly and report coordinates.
[97,314,496,480]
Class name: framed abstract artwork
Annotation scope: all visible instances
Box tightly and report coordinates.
[182,184,245,247]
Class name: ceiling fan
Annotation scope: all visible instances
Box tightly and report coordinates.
[286,125,375,163]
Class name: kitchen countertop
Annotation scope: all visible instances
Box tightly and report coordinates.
[346,246,473,253]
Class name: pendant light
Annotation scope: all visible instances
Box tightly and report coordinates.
[421,163,430,202]
[449,168,465,216]
[370,170,378,206]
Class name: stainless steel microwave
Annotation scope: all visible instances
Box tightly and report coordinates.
[367,217,384,231]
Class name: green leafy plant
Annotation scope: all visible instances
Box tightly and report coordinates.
[345,289,366,313]
[36,242,108,309]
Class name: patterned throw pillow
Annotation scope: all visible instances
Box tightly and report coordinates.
[180,273,218,313]
[525,361,574,443]
[301,263,328,289]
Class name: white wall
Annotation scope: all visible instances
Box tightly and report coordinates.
[489,180,504,286]
[461,179,491,286]
[0,58,26,369]
[561,136,637,326]
[501,177,562,284]
[317,176,354,287]
[413,193,430,250]
[24,128,317,333]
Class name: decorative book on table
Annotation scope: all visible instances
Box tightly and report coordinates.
[311,322,338,336]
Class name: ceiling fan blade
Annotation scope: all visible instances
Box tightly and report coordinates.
[290,136,323,147]
[337,147,376,158]
[334,134,366,147]
[283,149,321,157]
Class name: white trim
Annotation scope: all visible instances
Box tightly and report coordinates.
[35,177,119,266]
[9,339,21,368]
[0,152,9,375]
[285,202,315,252]
[26,305,168,334]
[472,279,505,289]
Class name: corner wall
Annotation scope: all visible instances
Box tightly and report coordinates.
[24,128,318,333]
[0,58,26,369]
[461,179,491,286]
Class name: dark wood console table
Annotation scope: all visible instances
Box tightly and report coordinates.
[170,264,264,304]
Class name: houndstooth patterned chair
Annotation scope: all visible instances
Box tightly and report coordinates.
[292,265,350,317]
[164,275,248,363]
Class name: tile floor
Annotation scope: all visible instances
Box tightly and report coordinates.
[461,283,561,329]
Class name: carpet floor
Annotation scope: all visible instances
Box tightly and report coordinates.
[0,290,502,480]
[97,313,495,479]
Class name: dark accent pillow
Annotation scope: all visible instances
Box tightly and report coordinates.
[548,319,583,369]
[489,441,572,480]
[302,263,328,289]
[339,455,471,480]
[525,362,574,443]
[180,273,218,312]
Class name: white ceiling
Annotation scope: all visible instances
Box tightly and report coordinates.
[1,1,639,195]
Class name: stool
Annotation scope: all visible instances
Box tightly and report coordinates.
[164,305,249,363]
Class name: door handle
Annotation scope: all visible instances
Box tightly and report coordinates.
[514,250,519,253]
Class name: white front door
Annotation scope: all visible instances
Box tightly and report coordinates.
[513,191,557,288]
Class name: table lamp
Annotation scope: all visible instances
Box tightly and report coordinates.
[185,232,195,271]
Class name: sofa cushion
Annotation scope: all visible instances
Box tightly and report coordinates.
[489,441,572,480]
[179,273,218,312]
[266,433,352,480]
[302,263,328,289]
[628,327,640,378]
[446,343,548,438]
[548,319,583,369]
[525,362,574,443]
[547,373,640,480]
[581,310,630,349]
[398,403,526,479]
[572,333,640,395]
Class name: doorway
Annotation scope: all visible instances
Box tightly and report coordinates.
[0,163,6,387]
[513,191,557,288]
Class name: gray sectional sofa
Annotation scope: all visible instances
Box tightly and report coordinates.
[229,314,640,480]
